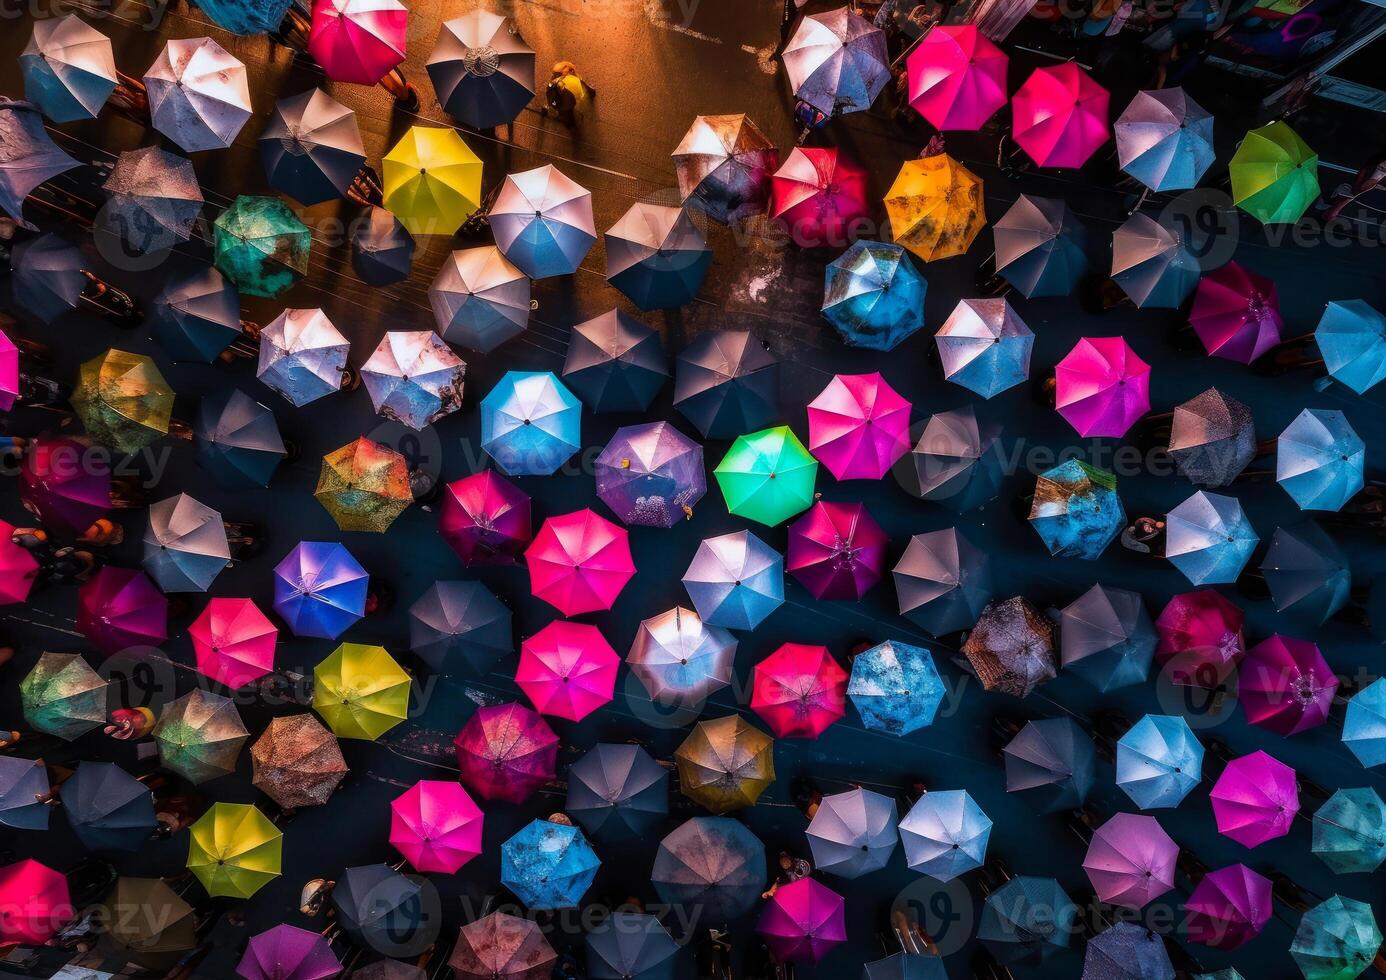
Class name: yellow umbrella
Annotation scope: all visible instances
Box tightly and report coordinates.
[382,126,483,236]
[313,642,411,741]
[186,802,282,899]
[884,154,986,262]
[315,436,413,533]
[674,714,775,813]
[71,349,175,454]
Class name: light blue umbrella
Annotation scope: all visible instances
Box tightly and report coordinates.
[20,15,116,123]
[480,371,581,476]
[1003,717,1095,813]
[1029,459,1125,561]
[195,0,292,34]
[1260,520,1350,625]
[935,298,1034,398]
[1059,583,1156,691]
[1290,895,1382,980]
[1116,714,1203,809]
[1313,788,1386,874]
[898,789,991,881]
[1111,213,1200,309]
[272,541,368,640]
[821,241,927,351]
[142,493,230,593]
[1166,490,1258,585]
[847,640,944,736]
[1316,300,1386,395]
[1114,88,1215,192]
[977,876,1077,966]
[681,530,784,630]
[806,788,898,879]
[1344,679,1386,767]
[585,911,683,980]
[490,165,595,279]
[1277,409,1365,512]
[992,195,1088,298]
[500,819,600,910]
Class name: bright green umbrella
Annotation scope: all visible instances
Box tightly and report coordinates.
[1290,895,1381,980]
[713,426,818,526]
[186,802,282,898]
[19,652,107,740]
[213,195,311,298]
[1229,122,1318,225]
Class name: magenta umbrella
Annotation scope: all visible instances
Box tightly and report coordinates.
[757,877,846,964]
[1239,634,1337,735]
[1081,813,1176,910]
[389,778,483,874]
[516,620,619,721]
[906,25,1007,131]
[1184,864,1271,950]
[1054,337,1151,438]
[190,597,277,689]
[237,924,341,980]
[0,519,39,605]
[1210,750,1299,847]
[308,0,408,85]
[77,567,168,657]
[0,328,18,411]
[440,470,532,566]
[1188,261,1283,364]
[454,702,557,804]
[806,372,912,481]
[20,436,111,535]
[524,509,636,617]
[786,500,887,601]
[1012,63,1110,169]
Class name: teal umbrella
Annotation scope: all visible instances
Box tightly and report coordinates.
[1290,895,1381,980]
[1313,788,1386,874]
[214,196,311,299]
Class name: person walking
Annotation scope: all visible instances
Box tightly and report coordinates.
[544,61,596,127]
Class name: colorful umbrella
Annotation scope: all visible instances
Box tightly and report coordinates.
[517,620,618,721]
[821,240,927,351]
[1012,63,1109,168]
[1111,212,1200,309]
[525,509,634,616]
[238,924,341,980]
[1313,788,1386,874]
[566,743,668,843]
[604,203,710,309]
[884,154,986,263]
[1002,716,1094,812]
[1230,121,1319,225]
[72,349,174,455]
[315,436,413,533]
[899,788,991,881]
[389,779,483,873]
[1190,262,1283,363]
[187,802,281,899]
[312,642,410,741]
[1183,864,1271,949]
[758,878,846,963]
[906,25,1007,130]
[751,642,847,738]
[786,500,888,600]
[806,787,897,878]
[1059,583,1156,691]
[20,15,116,123]
[935,297,1034,398]
[1239,634,1337,735]
[561,310,668,414]
[894,406,1003,509]
[77,566,167,656]
[0,519,39,606]
[992,194,1088,298]
[501,818,599,909]
[454,702,557,804]
[408,579,511,675]
[770,146,869,248]
[361,330,465,431]
[783,7,887,115]
[352,206,415,286]
[806,372,911,481]
[1260,520,1351,625]
[1054,337,1151,438]
[153,267,242,363]
[1169,388,1257,488]
[595,422,705,528]
[1316,299,1386,395]
[1344,679,1386,767]
[100,146,202,254]
[429,245,530,353]
[272,541,369,639]
[1082,813,1177,909]
[714,426,818,526]
[893,527,993,635]
[1210,750,1299,847]
[1291,895,1381,980]
[250,714,348,809]
[19,652,106,741]
[427,11,535,128]
[1029,459,1125,561]
[491,165,594,279]
[481,371,581,476]
[0,859,71,944]
[144,37,251,152]
[977,876,1077,965]
[0,97,82,228]
[450,911,556,980]
[0,757,48,830]
[331,865,426,955]
[586,911,684,980]
[440,470,531,565]
[143,492,229,593]
[673,329,779,439]
[1155,589,1246,688]
[847,640,944,735]
[1084,923,1176,980]
[259,88,365,207]
[675,715,775,813]
[382,126,483,236]
[1277,408,1364,512]
[673,113,778,224]
[1166,490,1259,585]
[215,196,311,299]
[153,689,248,784]
[1116,713,1203,809]
[308,0,408,85]
[682,530,784,631]
[1114,87,1215,191]
[195,388,286,488]
[651,817,765,922]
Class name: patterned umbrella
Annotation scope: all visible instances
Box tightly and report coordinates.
[585,912,684,980]
[77,566,167,656]
[450,911,556,980]
[1260,520,1351,625]
[673,329,779,439]
[315,436,413,533]
[331,865,426,955]
[0,859,71,944]
[0,97,82,228]
[195,388,286,488]
[308,0,408,85]
[1002,717,1094,812]
[361,330,465,430]
[806,372,911,481]
[899,788,991,880]
[992,194,1088,298]
[20,15,116,123]
[1239,635,1336,735]
[272,541,368,639]
[1169,388,1256,488]
[525,509,634,616]
[595,422,705,528]
[758,878,846,963]
[454,702,557,804]
[9,232,85,323]
[751,642,847,738]
[1155,589,1245,688]
[893,527,992,636]
[517,620,618,721]
[0,757,49,830]
[1344,679,1386,767]
[651,817,765,922]
[806,787,897,878]
[893,406,1003,510]
[1012,63,1109,168]
[1230,121,1319,225]
[787,500,888,600]
[1211,750,1299,847]
[1276,408,1364,512]
[501,819,599,910]
[1313,788,1386,874]
[675,715,775,813]
[481,371,581,476]
[1166,491,1259,585]
[427,11,535,129]
[884,154,986,263]
[389,779,483,873]
[153,689,248,784]
[214,196,311,299]
[673,114,778,224]
[1116,713,1203,809]
[490,164,594,280]
[312,642,410,740]
[143,493,229,593]
[1291,895,1382,980]
[238,925,341,980]
[1114,87,1215,192]
[770,147,869,248]
[605,203,710,310]
[352,206,415,286]
[783,7,888,116]
[1111,213,1200,309]
[408,579,511,675]
[561,310,668,414]
[100,147,202,254]
[144,38,251,152]
[847,640,944,735]
[259,88,365,207]
[935,297,1034,398]
[186,802,281,899]
[1190,262,1283,364]
[905,25,1007,131]
[382,126,483,236]
[1029,459,1125,561]
[250,714,348,809]
[1054,337,1151,438]
[1183,864,1271,949]
[682,530,784,631]
[821,240,928,351]
[429,246,530,353]
[1082,813,1177,909]
[440,470,532,565]
[977,876,1077,965]
[566,743,668,843]
[153,267,243,363]
[1059,584,1156,691]
[20,652,106,741]
[72,349,174,455]
[714,426,818,526]
[1316,299,1386,395]
[1083,924,1176,980]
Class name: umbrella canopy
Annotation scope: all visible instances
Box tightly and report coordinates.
[1155,589,1245,688]
[0,859,71,944]
[153,689,248,784]
[429,246,531,353]
[77,566,168,656]
[408,579,511,675]
[893,527,993,635]
[1012,63,1109,168]
[675,715,775,813]
[215,196,311,298]
[10,232,85,323]
[847,640,944,735]
[315,436,413,533]
[1055,337,1152,438]
[259,88,365,207]
[759,877,846,964]
[595,422,705,528]
[427,11,535,128]
[21,15,116,123]
[784,7,888,116]
[673,113,778,224]
[1313,788,1386,874]
[0,327,17,413]
[491,164,595,278]
[806,787,897,878]
[1230,121,1319,225]
[651,816,766,922]
[250,714,348,809]
[1083,923,1176,980]
[586,911,684,980]
[806,372,911,481]
[1344,679,1386,767]
[1276,408,1364,512]
[562,310,667,414]
[352,206,415,286]
[884,154,986,263]
[566,743,668,843]
[23,425,107,514]
[389,779,483,873]
[517,620,618,721]
[440,470,532,565]
[143,493,229,593]
[187,802,281,899]
[20,652,106,740]
[272,541,368,639]
[153,267,242,363]
[770,146,869,248]
[1166,490,1259,585]
[1316,299,1386,395]
[935,297,1034,398]
[450,911,556,980]
[0,757,49,831]
[0,518,39,606]
[501,818,599,909]
[383,126,483,236]
[1190,262,1283,363]
[1260,520,1351,625]
[906,25,1007,130]
[259,307,349,408]
[481,371,581,476]
[1082,813,1177,909]
[331,865,426,955]
[1111,213,1200,309]
[1114,87,1215,191]
[525,508,634,616]
[100,146,202,254]
[1169,388,1256,488]
[899,788,991,881]
[195,388,286,487]
[1116,713,1204,809]
[682,530,784,631]
[308,0,408,85]
[0,97,81,228]
[100,877,194,966]
[195,0,291,34]
[72,349,174,455]
[238,924,341,980]
[714,426,818,526]
[893,406,1003,509]
[1029,459,1125,560]
[1002,717,1095,813]
[312,642,410,741]
[977,876,1077,965]
[1291,895,1382,980]
[822,240,927,351]
[605,203,710,309]
[362,330,465,430]
[1184,864,1271,949]
[454,702,557,804]
[145,38,251,152]
[1060,583,1156,691]
[751,642,848,738]
[786,500,888,600]
[992,194,1088,298]
[1210,750,1299,847]
[1239,634,1336,736]
[674,329,779,439]
[863,954,949,980]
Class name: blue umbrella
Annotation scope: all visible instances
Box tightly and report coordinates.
[1114,87,1216,192]
[142,493,230,593]
[1260,520,1350,625]
[0,756,49,830]
[0,97,83,228]
[1344,678,1386,767]
[272,542,368,640]
[194,0,292,34]
[566,743,668,843]
[863,953,948,980]
[821,241,928,351]
[585,911,683,980]
[1059,584,1156,692]
[562,310,668,414]
[977,876,1077,965]
[20,15,117,123]
[847,640,944,736]
[1116,714,1203,810]
[806,788,898,879]
[99,146,203,254]
[605,203,711,310]
[1165,490,1259,585]
[892,527,993,636]
[352,207,415,287]
[1277,408,1365,512]
[10,232,85,323]
[1316,299,1386,395]
[681,530,784,630]
[992,195,1088,298]
[501,819,600,910]
[195,389,286,488]
[480,371,581,477]
[1029,459,1125,561]
[259,89,366,207]
[61,762,155,852]
[407,580,512,675]
[651,817,765,923]
[426,11,535,129]
[490,165,596,279]
[1083,922,1176,980]
[153,267,243,363]
[1003,718,1095,814]
[935,298,1034,399]
[898,789,991,881]
[1110,213,1200,309]
[1313,787,1386,874]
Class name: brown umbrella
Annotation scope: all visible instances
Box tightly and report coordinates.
[962,596,1057,698]
[675,715,775,813]
[450,911,557,980]
[100,877,196,969]
[250,714,349,809]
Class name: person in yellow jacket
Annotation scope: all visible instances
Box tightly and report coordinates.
[544,61,596,127]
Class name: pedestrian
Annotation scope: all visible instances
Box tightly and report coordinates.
[544,61,596,127]
[1120,516,1167,557]
[78,517,123,548]
[299,878,335,916]
[761,850,813,899]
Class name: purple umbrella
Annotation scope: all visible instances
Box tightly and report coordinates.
[1238,634,1337,736]
[1210,750,1299,848]
[786,500,888,601]
[595,422,706,529]
[1081,813,1176,910]
[237,924,341,980]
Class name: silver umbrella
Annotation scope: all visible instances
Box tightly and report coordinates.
[426,10,535,129]
[673,114,779,224]
[490,165,595,279]
[806,788,898,879]
[628,606,737,708]
[361,330,465,430]
[1110,213,1200,309]
[144,37,252,153]
[257,308,350,407]
[142,492,230,593]
[783,7,889,117]
[428,246,531,353]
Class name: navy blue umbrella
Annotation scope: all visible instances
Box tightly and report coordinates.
[566,743,668,843]
[153,267,244,363]
[893,406,1003,510]
[10,232,85,323]
[862,953,948,980]
[993,194,1087,298]
[259,89,366,207]
[1058,584,1157,692]
[194,388,287,488]
[605,204,711,310]
[99,146,203,254]
[1003,717,1095,813]
[352,207,415,287]
[426,11,535,129]
[562,310,668,414]
[1260,520,1351,626]
[0,756,49,830]
[892,527,993,636]
[585,911,684,980]
[673,330,778,439]
[1081,922,1174,979]
[331,865,428,955]
[407,580,512,675]
[62,761,155,852]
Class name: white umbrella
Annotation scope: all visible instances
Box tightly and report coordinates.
[490,165,595,279]
[144,37,252,153]
[428,246,531,353]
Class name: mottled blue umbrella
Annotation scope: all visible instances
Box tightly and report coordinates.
[272,541,368,640]
[673,330,779,440]
[1114,88,1215,192]
[407,580,512,675]
[0,97,83,228]
[681,530,784,630]
[99,146,203,255]
[1116,714,1203,810]
[1082,922,1175,980]
[596,422,705,528]
[1290,895,1382,980]
[259,88,365,207]
[1111,213,1200,309]
[1344,679,1386,768]
[892,527,993,636]
[1277,408,1365,512]
[480,371,581,476]
[893,406,1003,510]
[1166,491,1258,585]
[1313,788,1386,874]
[863,953,948,980]
[351,207,415,287]
[1029,459,1125,560]
[1260,520,1350,625]
[977,876,1077,965]
[821,240,927,351]
[20,15,116,123]
[651,817,765,922]
[0,757,49,830]
[585,912,683,980]
[847,640,944,736]
[62,762,155,852]
[605,203,710,310]
[490,165,595,279]
[992,195,1088,298]
[10,232,85,323]
[501,819,599,910]
[257,307,348,407]
[1003,717,1095,813]
[935,298,1034,399]
[562,310,668,414]
[194,0,292,34]
[1059,584,1156,691]
[1316,300,1386,395]
[898,789,991,881]
[153,267,243,363]
[195,388,286,488]
[806,788,898,879]
[142,493,230,593]
[566,743,668,843]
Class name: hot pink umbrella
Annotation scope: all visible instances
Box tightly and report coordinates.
[516,620,619,721]
[786,500,887,601]
[906,25,1008,131]
[1239,635,1336,736]
[751,643,847,739]
[770,147,869,249]
[0,519,39,605]
[0,858,71,944]
[757,877,846,963]
[1012,63,1110,169]
[454,702,557,804]
[20,436,111,535]
[1054,336,1151,438]
[1210,750,1299,848]
[525,509,635,617]
[0,327,18,411]
[308,0,408,86]
[389,778,483,873]
[77,566,167,657]
[1081,813,1177,910]
[1188,261,1283,364]
[1154,589,1245,688]
[190,597,277,689]
[440,470,532,566]
[806,372,912,481]
[1184,864,1271,950]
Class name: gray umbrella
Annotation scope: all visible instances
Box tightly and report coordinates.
[585,911,683,980]
[605,203,711,311]
[673,330,778,439]
[561,310,668,414]
[651,817,765,923]
[10,232,85,323]
[426,11,535,129]
[1168,388,1255,488]
[993,194,1088,298]
[1260,520,1351,625]
[673,114,778,224]
[893,527,993,636]
[408,580,512,675]
[428,246,531,353]
[0,97,83,228]
[1059,584,1156,692]
[352,206,415,286]
[1003,717,1096,813]
[99,146,203,254]
[806,787,898,879]
[565,743,668,843]
[143,37,252,153]
[1082,922,1175,980]
[892,405,1003,510]
[628,606,736,708]
[1110,213,1200,309]
[142,492,230,593]
[962,596,1057,697]
[258,88,366,207]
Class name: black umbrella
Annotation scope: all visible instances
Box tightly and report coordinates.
[1003,717,1095,814]
[152,266,245,363]
[259,88,366,206]
[862,954,948,980]
[566,743,668,843]
[352,206,415,287]
[673,330,778,439]
[892,527,993,636]
[651,817,764,923]
[195,388,287,488]
[407,580,512,674]
[585,911,684,980]
[1167,388,1255,488]
[331,864,427,955]
[62,761,155,852]
[892,405,1003,510]
[561,310,668,414]
[1260,520,1351,626]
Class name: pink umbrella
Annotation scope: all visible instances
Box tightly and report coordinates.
[0,327,18,411]
[1210,750,1299,847]
[1154,589,1245,688]
[1188,261,1283,364]
[1183,864,1271,950]
[516,620,619,721]
[20,436,111,535]
[1054,336,1151,438]
[454,702,557,804]
[786,501,887,601]
[190,597,277,689]
[1238,635,1336,736]
[0,519,39,605]
[525,509,635,617]
[0,859,72,944]
[757,877,846,963]
[770,147,869,249]
[440,470,532,566]
[751,642,848,739]
[77,566,167,657]
[389,778,483,873]
[806,372,912,481]
[308,0,408,86]
[906,25,1008,131]
[1081,813,1176,910]
[1012,63,1110,169]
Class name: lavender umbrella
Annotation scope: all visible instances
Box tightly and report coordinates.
[144,38,252,153]
[1082,813,1177,909]
[595,422,705,528]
